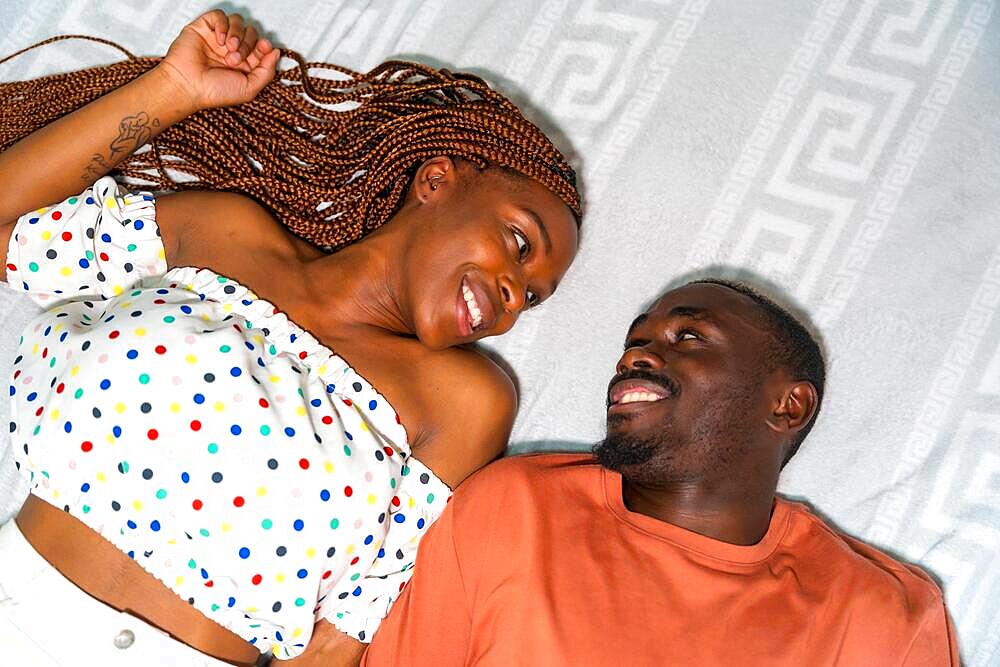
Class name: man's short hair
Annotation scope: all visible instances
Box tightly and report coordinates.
[691,279,825,467]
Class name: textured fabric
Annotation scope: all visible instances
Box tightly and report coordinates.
[3,180,450,658]
[0,2,998,662]
[0,518,233,666]
[364,454,959,666]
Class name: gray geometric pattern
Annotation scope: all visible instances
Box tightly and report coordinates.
[0,1,996,662]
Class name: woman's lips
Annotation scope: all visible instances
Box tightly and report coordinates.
[456,285,474,337]
[462,279,484,329]
[456,275,496,337]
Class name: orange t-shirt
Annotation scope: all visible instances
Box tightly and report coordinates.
[363,454,958,666]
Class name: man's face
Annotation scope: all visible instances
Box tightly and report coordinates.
[595,283,781,485]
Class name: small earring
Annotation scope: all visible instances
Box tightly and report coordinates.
[429,176,441,191]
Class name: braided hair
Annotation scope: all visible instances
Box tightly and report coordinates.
[0,36,582,251]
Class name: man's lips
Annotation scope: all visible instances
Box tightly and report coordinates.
[608,378,670,406]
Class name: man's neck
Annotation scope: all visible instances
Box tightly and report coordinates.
[620,476,777,546]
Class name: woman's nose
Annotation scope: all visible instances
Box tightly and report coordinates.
[498,274,526,314]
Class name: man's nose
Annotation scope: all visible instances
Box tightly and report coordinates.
[616,345,665,375]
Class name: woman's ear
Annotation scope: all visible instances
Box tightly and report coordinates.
[411,156,457,203]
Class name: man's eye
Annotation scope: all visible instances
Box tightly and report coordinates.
[526,290,540,309]
[512,228,531,261]
[678,330,699,341]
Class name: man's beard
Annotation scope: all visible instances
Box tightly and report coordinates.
[593,419,681,485]
[597,368,681,481]
[593,383,758,485]
[594,423,657,469]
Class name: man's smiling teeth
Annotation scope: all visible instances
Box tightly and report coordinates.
[617,391,664,404]
[462,282,483,328]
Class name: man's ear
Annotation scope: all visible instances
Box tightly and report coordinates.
[765,380,818,436]
[411,156,458,204]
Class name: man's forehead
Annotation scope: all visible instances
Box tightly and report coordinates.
[653,283,747,312]
[631,283,764,332]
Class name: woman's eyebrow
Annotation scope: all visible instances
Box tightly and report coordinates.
[519,207,551,254]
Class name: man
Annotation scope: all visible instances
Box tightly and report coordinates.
[361,279,958,665]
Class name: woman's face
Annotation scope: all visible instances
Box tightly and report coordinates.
[400,159,579,350]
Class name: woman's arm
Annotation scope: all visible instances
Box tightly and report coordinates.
[0,66,191,226]
[0,10,278,227]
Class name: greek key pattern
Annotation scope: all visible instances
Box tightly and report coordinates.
[585,0,710,200]
[918,410,1000,665]
[865,241,999,541]
[865,241,1000,662]
[505,0,710,199]
[1,2,998,663]
[0,0,236,76]
[684,0,988,315]
[814,0,993,326]
[286,1,416,68]
[683,0,850,270]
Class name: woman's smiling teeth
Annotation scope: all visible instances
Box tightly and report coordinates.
[462,280,483,329]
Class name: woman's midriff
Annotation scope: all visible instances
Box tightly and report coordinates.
[15,494,262,666]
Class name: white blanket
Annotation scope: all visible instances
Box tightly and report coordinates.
[1,1,997,663]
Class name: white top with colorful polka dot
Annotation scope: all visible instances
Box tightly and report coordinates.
[4,177,451,659]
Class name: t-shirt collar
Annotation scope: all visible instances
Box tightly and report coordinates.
[602,467,791,565]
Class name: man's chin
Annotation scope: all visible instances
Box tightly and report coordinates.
[592,432,657,473]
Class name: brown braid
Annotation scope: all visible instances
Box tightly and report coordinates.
[0,36,581,251]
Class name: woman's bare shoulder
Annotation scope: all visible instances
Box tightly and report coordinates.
[154,190,290,269]
[404,343,517,486]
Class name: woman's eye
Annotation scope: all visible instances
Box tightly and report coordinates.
[526,290,540,309]
[512,228,531,261]
[678,330,698,341]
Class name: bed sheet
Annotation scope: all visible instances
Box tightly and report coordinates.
[1,1,997,662]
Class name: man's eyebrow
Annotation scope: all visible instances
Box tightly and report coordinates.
[626,306,717,341]
[625,314,648,340]
[668,306,712,320]
[521,207,551,254]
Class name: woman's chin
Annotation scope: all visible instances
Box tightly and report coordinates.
[412,319,458,351]
[412,309,507,350]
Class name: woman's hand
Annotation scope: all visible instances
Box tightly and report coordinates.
[276,620,365,666]
[158,10,280,111]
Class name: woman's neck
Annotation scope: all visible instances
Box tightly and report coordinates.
[292,224,413,343]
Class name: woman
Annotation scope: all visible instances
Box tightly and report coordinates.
[0,11,580,666]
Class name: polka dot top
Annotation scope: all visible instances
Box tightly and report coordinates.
[4,178,451,659]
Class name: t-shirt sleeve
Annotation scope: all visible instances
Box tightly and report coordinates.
[360,485,474,666]
[4,177,166,305]
[318,458,452,644]
[902,597,960,666]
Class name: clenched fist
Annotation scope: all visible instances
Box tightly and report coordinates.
[158,10,280,110]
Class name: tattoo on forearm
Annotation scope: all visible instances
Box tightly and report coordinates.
[80,111,161,183]
[81,154,113,182]
[110,111,160,157]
